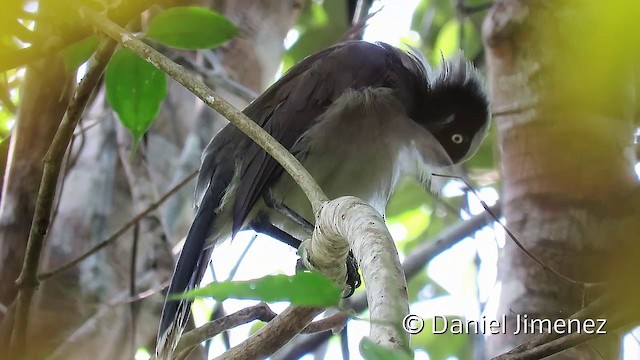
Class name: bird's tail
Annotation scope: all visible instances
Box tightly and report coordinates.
[156,189,220,359]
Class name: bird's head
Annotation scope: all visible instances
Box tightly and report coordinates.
[426,54,490,164]
[408,52,490,165]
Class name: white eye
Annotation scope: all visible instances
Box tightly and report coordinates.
[451,134,464,144]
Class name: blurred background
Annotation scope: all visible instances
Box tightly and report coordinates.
[0,1,639,359]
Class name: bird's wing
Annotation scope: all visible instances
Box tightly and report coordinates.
[231,41,410,235]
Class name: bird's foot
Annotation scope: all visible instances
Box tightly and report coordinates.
[344,250,361,298]
[296,247,361,298]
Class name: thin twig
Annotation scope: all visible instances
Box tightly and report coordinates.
[38,169,198,281]
[492,310,636,360]
[301,312,348,334]
[175,303,278,358]
[8,38,117,360]
[177,305,348,358]
[498,295,610,357]
[432,173,584,287]
[80,6,329,215]
[108,280,170,306]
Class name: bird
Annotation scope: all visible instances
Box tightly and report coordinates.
[157,40,490,356]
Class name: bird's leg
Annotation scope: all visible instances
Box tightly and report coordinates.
[252,199,362,297]
[249,215,301,248]
[262,191,314,235]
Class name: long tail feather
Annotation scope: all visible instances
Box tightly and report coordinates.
[156,188,221,359]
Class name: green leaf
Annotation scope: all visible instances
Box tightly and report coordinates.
[105,48,167,142]
[176,272,341,307]
[431,18,460,64]
[146,7,237,50]
[60,35,99,72]
[360,338,413,360]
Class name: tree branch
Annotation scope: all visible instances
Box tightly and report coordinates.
[302,196,410,352]
[274,204,501,359]
[9,38,117,360]
[80,6,329,215]
[493,310,635,360]
[175,303,277,359]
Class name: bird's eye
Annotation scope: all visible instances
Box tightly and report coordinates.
[451,134,464,144]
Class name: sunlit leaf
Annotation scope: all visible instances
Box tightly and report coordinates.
[105,48,167,142]
[432,18,459,64]
[60,35,99,72]
[360,337,413,360]
[146,7,237,50]
[176,272,341,307]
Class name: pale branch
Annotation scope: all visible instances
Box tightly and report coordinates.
[302,196,410,353]
[274,204,501,360]
[82,10,344,358]
[9,38,118,360]
[38,169,199,281]
[80,6,329,215]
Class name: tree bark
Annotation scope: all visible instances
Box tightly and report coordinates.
[483,1,638,358]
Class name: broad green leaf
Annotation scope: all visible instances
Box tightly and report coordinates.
[146,7,237,50]
[360,337,413,360]
[105,48,167,142]
[60,35,99,72]
[176,272,341,307]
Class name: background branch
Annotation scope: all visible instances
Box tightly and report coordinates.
[9,38,117,360]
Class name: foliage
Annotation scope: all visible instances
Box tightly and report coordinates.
[101,6,237,142]
[177,271,342,307]
[146,7,238,50]
[105,48,167,143]
[0,1,503,359]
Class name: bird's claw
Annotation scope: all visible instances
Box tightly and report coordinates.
[343,251,361,298]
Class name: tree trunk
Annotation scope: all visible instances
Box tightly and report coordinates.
[483,1,638,358]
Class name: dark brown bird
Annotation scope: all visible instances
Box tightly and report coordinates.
[157,40,489,356]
